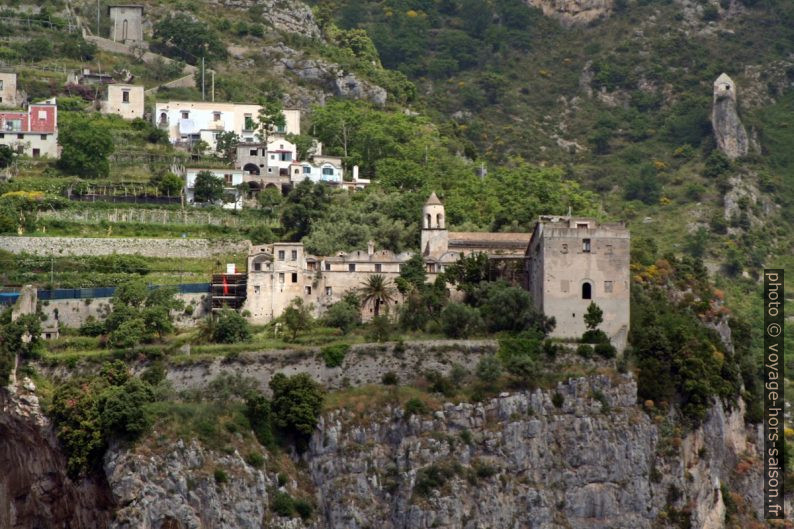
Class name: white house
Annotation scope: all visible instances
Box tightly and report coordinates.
[154,101,300,152]
[184,168,245,210]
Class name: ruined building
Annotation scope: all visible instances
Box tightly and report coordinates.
[240,193,630,346]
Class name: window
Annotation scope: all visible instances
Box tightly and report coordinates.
[291,273,298,283]
[325,286,332,296]
[32,148,40,157]
[280,152,292,161]
[375,264,382,272]
[254,262,261,271]
[278,250,285,261]
[606,245,613,255]
[213,112,221,122]
[291,250,297,261]
[244,114,254,131]
[0,97,2,103]
[5,119,21,131]
[122,91,130,103]
[322,167,334,176]
[560,280,569,293]
[249,149,258,156]
[40,134,47,140]
[561,243,568,254]
[254,285,260,294]
[576,222,589,229]
[604,281,613,293]
[0,133,4,139]
[303,166,311,174]
[277,124,286,133]
[307,262,316,271]
[325,262,331,271]
[278,273,285,284]
[181,111,189,119]
[304,286,312,295]
[0,81,3,90]
[16,134,22,139]
[294,168,300,175]
[159,112,167,124]
[582,239,591,253]
[37,110,47,120]
[582,282,592,300]
[270,154,275,160]
[348,263,356,272]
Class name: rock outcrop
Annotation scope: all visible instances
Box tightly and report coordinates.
[208,0,322,39]
[712,73,749,160]
[101,374,767,529]
[0,382,114,529]
[264,44,388,106]
[525,0,614,26]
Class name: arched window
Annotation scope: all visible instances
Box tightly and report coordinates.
[582,282,592,300]
[159,112,167,124]
[436,213,443,229]
[425,214,431,229]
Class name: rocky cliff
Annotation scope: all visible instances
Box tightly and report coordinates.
[0,381,114,529]
[103,374,769,529]
[525,0,614,26]
[712,73,750,160]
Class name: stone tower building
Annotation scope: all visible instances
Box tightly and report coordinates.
[525,216,630,349]
[108,5,145,45]
[712,73,748,160]
[420,192,449,259]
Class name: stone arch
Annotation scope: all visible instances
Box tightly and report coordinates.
[243,163,260,175]
[425,214,431,229]
[436,213,444,229]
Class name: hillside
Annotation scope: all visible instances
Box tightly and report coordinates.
[0,0,791,527]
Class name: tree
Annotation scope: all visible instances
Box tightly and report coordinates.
[280,180,331,240]
[107,318,148,349]
[584,302,604,331]
[283,297,314,340]
[211,309,252,343]
[257,187,282,220]
[97,378,154,439]
[153,13,227,65]
[471,281,554,335]
[395,254,426,294]
[269,373,325,443]
[286,133,315,160]
[58,116,114,178]
[359,274,397,317]
[0,145,14,169]
[323,299,361,334]
[440,302,482,338]
[256,98,286,146]
[193,171,224,203]
[215,131,240,162]
[245,391,274,448]
[442,253,490,298]
[476,356,501,385]
[153,172,183,197]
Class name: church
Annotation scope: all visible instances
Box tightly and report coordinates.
[239,193,630,347]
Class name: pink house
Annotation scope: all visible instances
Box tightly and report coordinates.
[0,99,58,158]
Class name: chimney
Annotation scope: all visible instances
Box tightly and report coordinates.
[367,240,375,257]
[353,165,359,181]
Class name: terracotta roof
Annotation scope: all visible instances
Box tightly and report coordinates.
[448,231,532,249]
[425,192,442,206]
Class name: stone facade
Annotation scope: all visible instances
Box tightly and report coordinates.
[0,236,250,258]
[243,194,630,346]
[0,72,20,108]
[244,241,410,323]
[107,5,144,45]
[526,216,630,347]
[100,84,144,120]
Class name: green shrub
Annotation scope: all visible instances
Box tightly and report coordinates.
[210,309,252,344]
[214,468,228,484]
[551,392,564,408]
[576,344,593,359]
[381,371,399,385]
[294,498,313,520]
[594,343,617,359]
[475,356,502,384]
[404,397,428,416]
[270,491,295,517]
[413,463,458,496]
[439,302,482,338]
[323,300,360,334]
[269,373,325,446]
[245,452,265,468]
[245,391,275,449]
[581,329,609,344]
[320,343,349,368]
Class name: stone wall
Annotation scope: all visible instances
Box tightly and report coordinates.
[0,236,249,258]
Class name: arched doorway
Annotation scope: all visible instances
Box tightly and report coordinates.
[582,282,592,300]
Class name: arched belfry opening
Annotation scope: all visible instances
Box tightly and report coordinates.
[582,282,592,300]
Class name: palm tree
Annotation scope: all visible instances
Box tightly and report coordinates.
[359,274,397,317]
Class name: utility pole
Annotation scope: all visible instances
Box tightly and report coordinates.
[201,56,205,101]
[211,70,215,102]
[50,255,54,287]
[96,0,100,36]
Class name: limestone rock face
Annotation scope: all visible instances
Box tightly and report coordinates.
[525,0,614,26]
[0,385,114,529]
[208,0,322,39]
[712,73,749,159]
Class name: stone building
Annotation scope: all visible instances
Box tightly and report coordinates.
[525,216,630,348]
[240,193,630,347]
[0,72,21,108]
[100,84,145,120]
[108,5,145,44]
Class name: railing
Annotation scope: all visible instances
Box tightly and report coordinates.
[0,283,211,305]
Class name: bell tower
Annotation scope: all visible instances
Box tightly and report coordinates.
[421,192,448,258]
